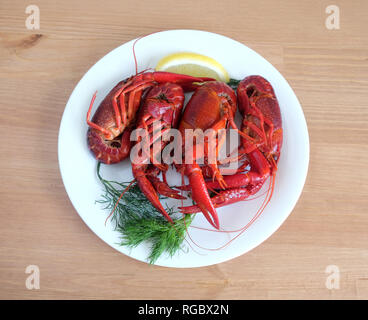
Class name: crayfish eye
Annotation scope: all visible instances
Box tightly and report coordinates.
[110,141,121,148]
[157,93,169,102]
[107,135,122,148]
[246,85,255,97]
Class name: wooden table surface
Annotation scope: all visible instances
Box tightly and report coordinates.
[1,0,367,300]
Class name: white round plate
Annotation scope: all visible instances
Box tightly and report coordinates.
[58,30,309,268]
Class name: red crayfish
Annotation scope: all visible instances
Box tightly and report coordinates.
[86,45,282,232]
[86,70,214,222]
[179,76,283,230]
[175,81,240,229]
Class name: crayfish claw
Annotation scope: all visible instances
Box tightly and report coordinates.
[148,174,186,200]
[183,163,220,229]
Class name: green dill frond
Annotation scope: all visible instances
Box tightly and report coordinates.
[96,162,194,264]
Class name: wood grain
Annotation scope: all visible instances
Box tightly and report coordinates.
[0,0,367,299]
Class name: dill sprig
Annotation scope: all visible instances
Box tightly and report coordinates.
[119,214,193,264]
[96,162,194,264]
[227,78,241,90]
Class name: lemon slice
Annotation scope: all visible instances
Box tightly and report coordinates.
[155,52,230,82]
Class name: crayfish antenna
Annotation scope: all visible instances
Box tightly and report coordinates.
[86,91,114,139]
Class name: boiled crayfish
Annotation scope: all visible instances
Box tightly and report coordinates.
[87,71,213,164]
[86,71,214,222]
[87,66,282,230]
[175,81,240,229]
[180,76,283,227]
[131,82,187,223]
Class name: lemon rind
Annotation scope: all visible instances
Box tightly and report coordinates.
[155,52,230,83]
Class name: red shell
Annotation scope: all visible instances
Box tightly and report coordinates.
[87,128,131,164]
